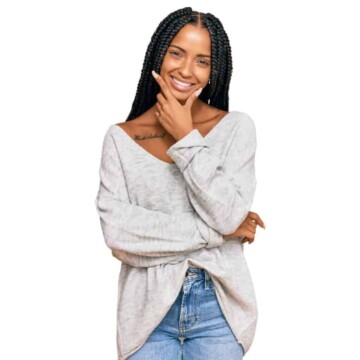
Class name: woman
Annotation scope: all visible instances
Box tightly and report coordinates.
[95,7,265,360]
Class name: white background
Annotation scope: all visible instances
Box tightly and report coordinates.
[1,0,359,359]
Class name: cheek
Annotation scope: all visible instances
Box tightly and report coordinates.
[192,65,210,79]
[161,58,179,72]
[197,70,211,84]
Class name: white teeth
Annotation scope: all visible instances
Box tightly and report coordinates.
[172,76,192,87]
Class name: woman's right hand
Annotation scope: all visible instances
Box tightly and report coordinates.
[223,211,265,244]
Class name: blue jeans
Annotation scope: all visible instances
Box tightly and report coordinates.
[127,267,244,360]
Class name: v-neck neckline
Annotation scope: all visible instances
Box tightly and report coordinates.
[111,111,235,167]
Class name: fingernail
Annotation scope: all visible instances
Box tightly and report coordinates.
[152,70,158,79]
[195,87,202,97]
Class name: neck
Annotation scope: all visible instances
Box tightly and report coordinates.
[148,99,207,126]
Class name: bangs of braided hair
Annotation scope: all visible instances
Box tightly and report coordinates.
[125,7,233,121]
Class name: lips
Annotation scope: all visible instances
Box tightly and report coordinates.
[170,75,195,92]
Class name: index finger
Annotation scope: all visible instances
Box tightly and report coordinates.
[247,211,266,229]
[152,70,173,100]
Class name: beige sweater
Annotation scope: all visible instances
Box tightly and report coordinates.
[95,111,258,359]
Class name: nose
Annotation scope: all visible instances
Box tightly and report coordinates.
[178,59,193,78]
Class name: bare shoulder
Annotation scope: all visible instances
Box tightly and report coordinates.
[196,105,228,122]
[114,120,133,140]
[115,114,151,138]
[115,110,163,133]
[193,105,229,135]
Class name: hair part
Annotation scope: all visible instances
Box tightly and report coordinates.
[125,7,233,121]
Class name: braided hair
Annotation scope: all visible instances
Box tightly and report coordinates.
[125,7,233,121]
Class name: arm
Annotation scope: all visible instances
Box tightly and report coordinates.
[95,128,225,267]
[166,113,257,235]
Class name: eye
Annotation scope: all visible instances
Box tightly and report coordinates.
[169,50,182,58]
[198,59,210,66]
[168,50,210,66]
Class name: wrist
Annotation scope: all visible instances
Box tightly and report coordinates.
[175,127,194,141]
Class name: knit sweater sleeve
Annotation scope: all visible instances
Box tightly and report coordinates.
[166,113,257,235]
[95,128,225,267]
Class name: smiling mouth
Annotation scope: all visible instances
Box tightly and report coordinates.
[170,76,195,91]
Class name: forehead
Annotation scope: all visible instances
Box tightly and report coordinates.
[169,24,211,53]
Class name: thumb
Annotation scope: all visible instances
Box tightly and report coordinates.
[185,87,202,109]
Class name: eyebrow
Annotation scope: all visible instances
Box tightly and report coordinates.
[169,44,211,58]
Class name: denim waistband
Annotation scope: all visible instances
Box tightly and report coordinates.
[185,267,209,279]
[185,267,212,289]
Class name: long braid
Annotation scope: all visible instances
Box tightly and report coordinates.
[125,7,233,121]
[202,13,233,109]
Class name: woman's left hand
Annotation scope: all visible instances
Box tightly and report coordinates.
[223,211,266,244]
[152,70,202,141]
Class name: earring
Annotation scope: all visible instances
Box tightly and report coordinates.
[208,80,211,104]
